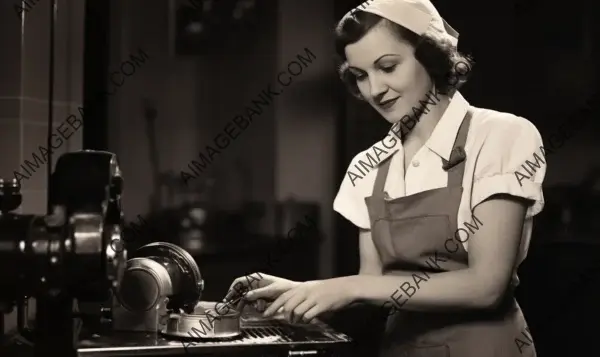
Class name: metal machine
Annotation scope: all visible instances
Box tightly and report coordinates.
[0,150,351,357]
[0,150,126,357]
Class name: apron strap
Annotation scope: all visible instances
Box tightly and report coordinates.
[443,109,473,188]
[371,152,393,200]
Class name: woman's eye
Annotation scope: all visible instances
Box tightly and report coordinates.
[350,71,366,81]
[381,65,397,73]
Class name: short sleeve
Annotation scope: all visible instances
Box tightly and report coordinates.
[471,115,546,218]
[333,151,376,230]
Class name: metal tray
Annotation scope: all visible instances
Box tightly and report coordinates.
[161,301,242,339]
[77,304,352,356]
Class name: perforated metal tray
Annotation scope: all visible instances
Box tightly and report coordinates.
[77,306,351,356]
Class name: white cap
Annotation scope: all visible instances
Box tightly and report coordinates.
[336,0,459,48]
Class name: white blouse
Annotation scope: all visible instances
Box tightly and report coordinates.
[333,92,546,268]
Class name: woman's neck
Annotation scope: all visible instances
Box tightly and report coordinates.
[404,90,451,144]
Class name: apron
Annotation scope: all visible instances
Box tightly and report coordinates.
[365,111,536,357]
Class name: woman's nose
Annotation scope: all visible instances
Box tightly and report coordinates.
[368,76,387,100]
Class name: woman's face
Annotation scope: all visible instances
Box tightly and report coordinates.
[345,21,432,124]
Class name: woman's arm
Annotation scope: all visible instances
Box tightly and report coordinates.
[351,194,529,311]
[358,229,383,275]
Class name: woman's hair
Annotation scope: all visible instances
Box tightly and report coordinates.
[335,11,474,98]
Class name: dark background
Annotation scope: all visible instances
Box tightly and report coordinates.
[1,0,599,356]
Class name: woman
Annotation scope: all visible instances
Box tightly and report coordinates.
[224,0,545,356]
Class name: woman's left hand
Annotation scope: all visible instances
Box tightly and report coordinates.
[262,276,359,324]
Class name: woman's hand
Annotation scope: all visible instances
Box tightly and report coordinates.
[262,276,360,324]
[223,273,299,304]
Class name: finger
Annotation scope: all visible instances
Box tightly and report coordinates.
[252,299,267,312]
[291,300,317,324]
[302,304,323,323]
[235,277,253,294]
[217,295,247,315]
[223,289,238,302]
[221,296,241,311]
[224,280,246,301]
[283,293,307,323]
[214,301,233,315]
[224,272,268,302]
[226,278,244,295]
[232,273,263,297]
[259,299,268,312]
[245,285,280,301]
[244,272,265,290]
[264,290,293,317]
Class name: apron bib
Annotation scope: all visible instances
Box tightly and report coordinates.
[365,111,536,357]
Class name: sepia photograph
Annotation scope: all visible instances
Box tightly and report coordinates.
[0,0,598,356]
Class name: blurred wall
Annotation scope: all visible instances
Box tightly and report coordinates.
[106,0,337,278]
[274,0,337,279]
[0,0,85,333]
[0,0,85,214]
[511,0,599,188]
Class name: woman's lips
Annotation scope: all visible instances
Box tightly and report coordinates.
[378,97,400,110]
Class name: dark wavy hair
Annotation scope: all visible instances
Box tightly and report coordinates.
[335,11,474,99]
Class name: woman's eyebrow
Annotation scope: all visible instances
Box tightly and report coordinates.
[373,54,401,63]
[349,54,402,70]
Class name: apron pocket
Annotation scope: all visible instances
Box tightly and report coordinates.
[387,215,452,261]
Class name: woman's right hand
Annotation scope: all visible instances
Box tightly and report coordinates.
[223,273,299,303]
